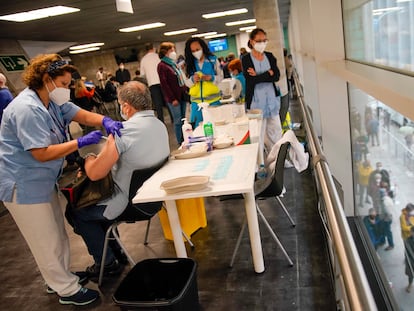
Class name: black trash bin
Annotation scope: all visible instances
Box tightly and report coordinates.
[113,258,199,311]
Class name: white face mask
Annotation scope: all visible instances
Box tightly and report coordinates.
[253,42,267,54]
[168,51,177,61]
[47,80,70,106]
[192,50,203,60]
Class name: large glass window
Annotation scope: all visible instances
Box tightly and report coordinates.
[349,84,414,308]
[343,0,414,73]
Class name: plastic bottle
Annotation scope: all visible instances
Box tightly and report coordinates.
[203,121,214,138]
[181,118,193,145]
[257,164,267,179]
[203,122,214,151]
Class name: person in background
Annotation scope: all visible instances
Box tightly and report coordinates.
[401,203,414,241]
[222,52,236,79]
[132,69,148,86]
[184,37,223,128]
[115,62,131,85]
[0,73,13,124]
[157,42,188,145]
[95,66,106,89]
[363,208,385,250]
[104,74,118,102]
[280,48,293,125]
[140,43,168,123]
[66,81,170,280]
[74,79,95,112]
[227,58,246,101]
[239,47,248,59]
[284,48,293,95]
[177,54,186,71]
[404,226,414,292]
[242,28,282,150]
[368,161,391,200]
[357,159,373,207]
[74,79,97,134]
[368,115,380,147]
[0,54,123,306]
[379,189,394,251]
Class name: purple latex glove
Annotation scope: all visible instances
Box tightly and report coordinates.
[102,116,123,137]
[77,130,103,148]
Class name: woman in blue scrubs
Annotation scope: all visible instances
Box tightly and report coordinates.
[242,28,282,150]
[0,54,123,306]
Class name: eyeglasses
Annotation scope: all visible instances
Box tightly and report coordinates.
[253,39,268,43]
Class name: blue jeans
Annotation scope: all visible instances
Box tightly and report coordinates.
[382,220,394,247]
[167,100,186,145]
[66,205,116,265]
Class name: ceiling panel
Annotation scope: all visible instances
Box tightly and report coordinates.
[0,0,290,55]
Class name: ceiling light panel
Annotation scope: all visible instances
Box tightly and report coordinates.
[119,22,166,32]
[202,8,248,19]
[225,19,256,26]
[70,43,105,50]
[239,26,256,31]
[0,6,79,22]
[205,33,227,39]
[192,32,217,38]
[164,28,198,36]
[69,47,100,54]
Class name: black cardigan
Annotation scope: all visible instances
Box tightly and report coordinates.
[241,51,280,109]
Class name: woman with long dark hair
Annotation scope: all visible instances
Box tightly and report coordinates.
[184,37,223,127]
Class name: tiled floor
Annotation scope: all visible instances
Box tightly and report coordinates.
[0,100,336,310]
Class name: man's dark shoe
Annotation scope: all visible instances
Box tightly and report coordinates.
[46,271,89,294]
[59,287,99,306]
[86,259,124,281]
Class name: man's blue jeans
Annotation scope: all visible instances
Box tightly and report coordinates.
[66,205,116,265]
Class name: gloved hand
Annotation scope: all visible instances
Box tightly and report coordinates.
[77,130,103,149]
[102,116,123,137]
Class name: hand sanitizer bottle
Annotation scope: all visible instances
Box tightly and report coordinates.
[181,118,193,146]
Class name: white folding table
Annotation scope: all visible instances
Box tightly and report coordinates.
[132,143,265,273]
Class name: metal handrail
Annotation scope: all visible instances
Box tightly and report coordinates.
[291,70,377,310]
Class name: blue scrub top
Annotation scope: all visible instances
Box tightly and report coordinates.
[251,56,280,118]
[0,88,80,204]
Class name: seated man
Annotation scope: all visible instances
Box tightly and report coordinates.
[67,81,170,278]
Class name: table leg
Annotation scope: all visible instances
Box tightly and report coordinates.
[258,118,265,165]
[164,200,188,257]
[244,191,265,273]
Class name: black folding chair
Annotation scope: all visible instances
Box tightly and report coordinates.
[230,142,295,267]
[98,159,167,286]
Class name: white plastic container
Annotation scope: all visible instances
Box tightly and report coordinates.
[181,118,193,145]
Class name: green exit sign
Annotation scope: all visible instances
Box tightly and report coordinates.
[0,55,30,72]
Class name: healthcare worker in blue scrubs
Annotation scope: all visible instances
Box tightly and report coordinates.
[0,54,123,306]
